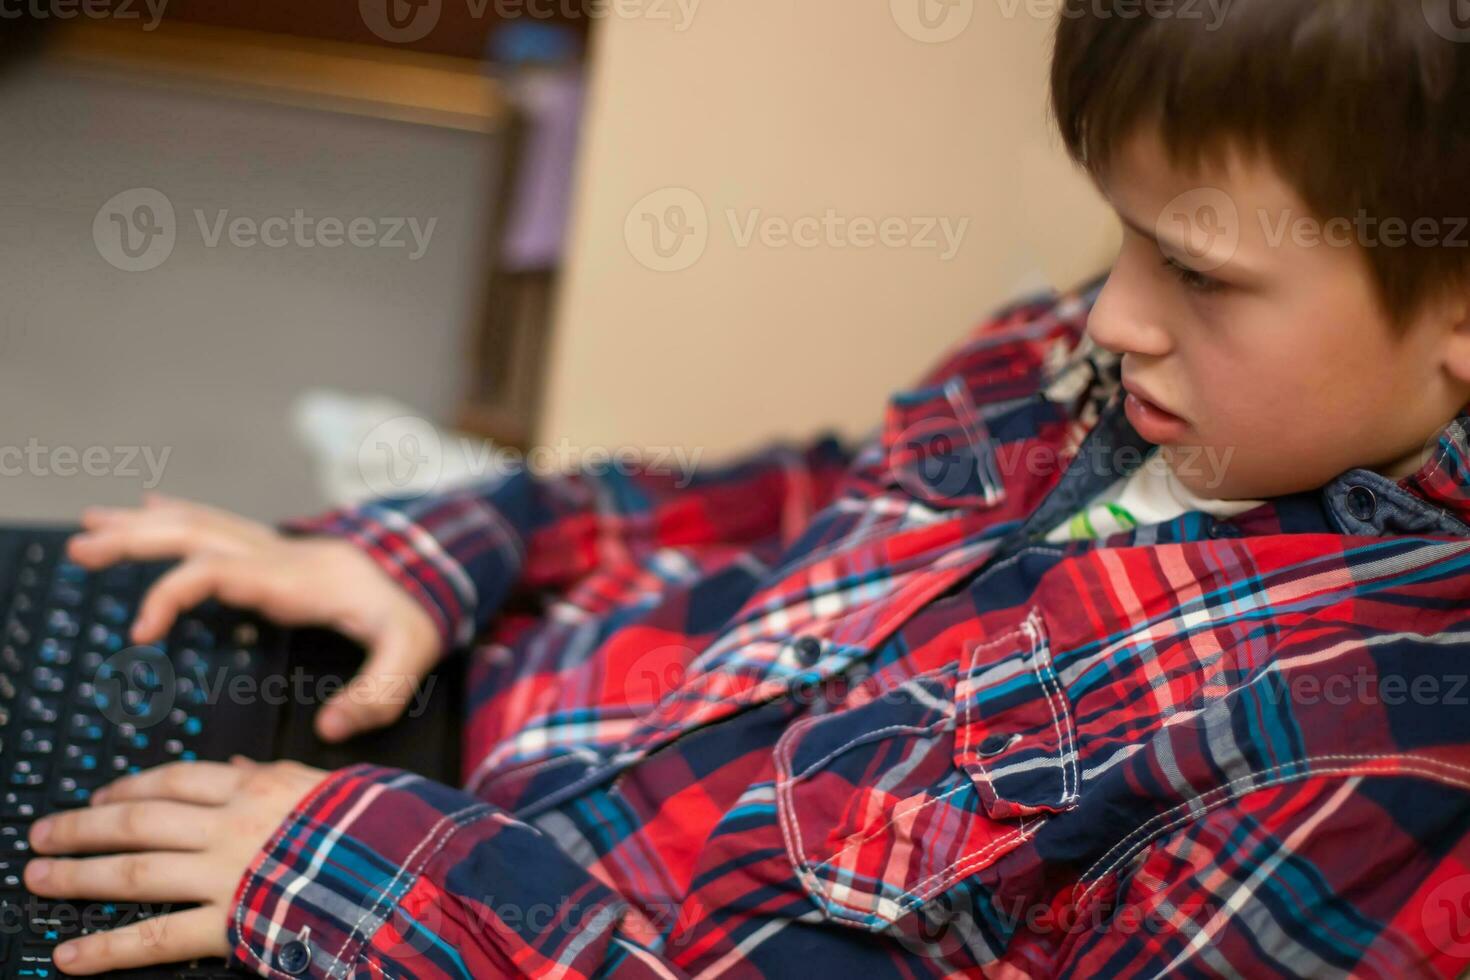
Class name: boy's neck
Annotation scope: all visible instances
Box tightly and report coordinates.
[1378,444,1437,482]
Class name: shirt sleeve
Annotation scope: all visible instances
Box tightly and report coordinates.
[1055,772,1470,978]
[280,434,854,652]
[227,764,689,979]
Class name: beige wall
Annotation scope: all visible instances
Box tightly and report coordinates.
[539,0,1120,461]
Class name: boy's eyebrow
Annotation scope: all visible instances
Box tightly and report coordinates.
[1113,200,1242,273]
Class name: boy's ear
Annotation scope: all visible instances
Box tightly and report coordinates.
[1442,291,1470,388]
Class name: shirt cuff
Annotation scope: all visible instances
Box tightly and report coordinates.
[280,495,507,652]
[228,765,629,979]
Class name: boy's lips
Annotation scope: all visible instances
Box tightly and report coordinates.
[1122,379,1191,443]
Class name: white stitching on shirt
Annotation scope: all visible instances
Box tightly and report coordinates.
[328,801,493,973]
[786,665,958,782]
[1071,753,1470,918]
[775,620,1057,928]
[956,623,1030,796]
[232,767,356,978]
[1019,610,1080,805]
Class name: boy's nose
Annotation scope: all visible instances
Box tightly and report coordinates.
[1085,267,1175,359]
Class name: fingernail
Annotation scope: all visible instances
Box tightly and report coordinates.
[54,942,76,965]
[27,858,49,882]
[91,787,108,804]
[30,820,50,845]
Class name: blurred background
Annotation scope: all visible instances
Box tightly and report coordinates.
[0,0,1116,524]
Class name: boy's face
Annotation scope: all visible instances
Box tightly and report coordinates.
[1086,128,1470,501]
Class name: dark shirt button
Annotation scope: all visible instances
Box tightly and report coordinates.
[978,733,1012,757]
[275,938,312,975]
[1345,485,1378,523]
[792,636,823,666]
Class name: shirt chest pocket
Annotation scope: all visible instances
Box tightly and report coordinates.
[774,609,1080,931]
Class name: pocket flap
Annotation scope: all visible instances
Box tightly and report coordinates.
[953,609,1081,819]
[775,669,1034,931]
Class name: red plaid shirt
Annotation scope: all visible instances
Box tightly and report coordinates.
[232,280,1470,978]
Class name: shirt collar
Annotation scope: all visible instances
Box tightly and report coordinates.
[1333,408,1470,537]
[877,290,1103,510]
[878,285,1470,537]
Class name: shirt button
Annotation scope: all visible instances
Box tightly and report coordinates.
[1345,485,1378,522]
[978,733,1013,757]
[275,938,312,976]
[792,636,823,666]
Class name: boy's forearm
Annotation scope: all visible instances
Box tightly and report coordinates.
[284,432,856,652]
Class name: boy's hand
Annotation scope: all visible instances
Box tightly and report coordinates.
[25,757,329,974]
[68,493,442,742]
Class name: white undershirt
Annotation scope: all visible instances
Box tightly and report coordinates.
[1043,461,1264,542]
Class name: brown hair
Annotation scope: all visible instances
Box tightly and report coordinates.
[1050,0,1470,324]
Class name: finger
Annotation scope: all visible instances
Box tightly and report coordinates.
[25,851,219,902]
[30,800,213,855]
[53,905,228,974]
[130,556,246,643]
[66,517,251,570]
[90,761,247,807]
[143,493,277,544]
[316,626,437,742]
[130,557,217,643]
[78,505,138,531]
[133,553,305,643]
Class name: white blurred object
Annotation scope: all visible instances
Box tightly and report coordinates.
[292,390,497,507]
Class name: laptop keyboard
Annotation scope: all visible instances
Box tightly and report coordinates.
[0,535,266,978]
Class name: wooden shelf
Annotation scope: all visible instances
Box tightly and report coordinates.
[49,19,509,133]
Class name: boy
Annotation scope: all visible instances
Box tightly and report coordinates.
[21,0,1470,975]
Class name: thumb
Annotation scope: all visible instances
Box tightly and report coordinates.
[315,627,438,743]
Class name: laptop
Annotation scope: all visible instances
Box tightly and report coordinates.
[0,524,464,979]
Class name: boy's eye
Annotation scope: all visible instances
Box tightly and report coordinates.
[1160,255,1225,294]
